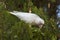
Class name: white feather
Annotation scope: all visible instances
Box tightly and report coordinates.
[9,11,44,28]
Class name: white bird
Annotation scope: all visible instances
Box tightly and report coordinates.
[9,11,44,28]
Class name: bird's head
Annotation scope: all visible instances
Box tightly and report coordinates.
[37,18,44,29]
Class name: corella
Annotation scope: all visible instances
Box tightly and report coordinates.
[9,11,44,28]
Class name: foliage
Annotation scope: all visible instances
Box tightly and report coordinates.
[0,2,6,11]
[0,0,59,40]
[0,10,57,40]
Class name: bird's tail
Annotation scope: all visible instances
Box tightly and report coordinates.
[9,11,18,15]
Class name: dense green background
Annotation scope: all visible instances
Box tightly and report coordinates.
[0,0,59,40]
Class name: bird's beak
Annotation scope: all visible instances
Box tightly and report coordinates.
[39,25,43,29]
